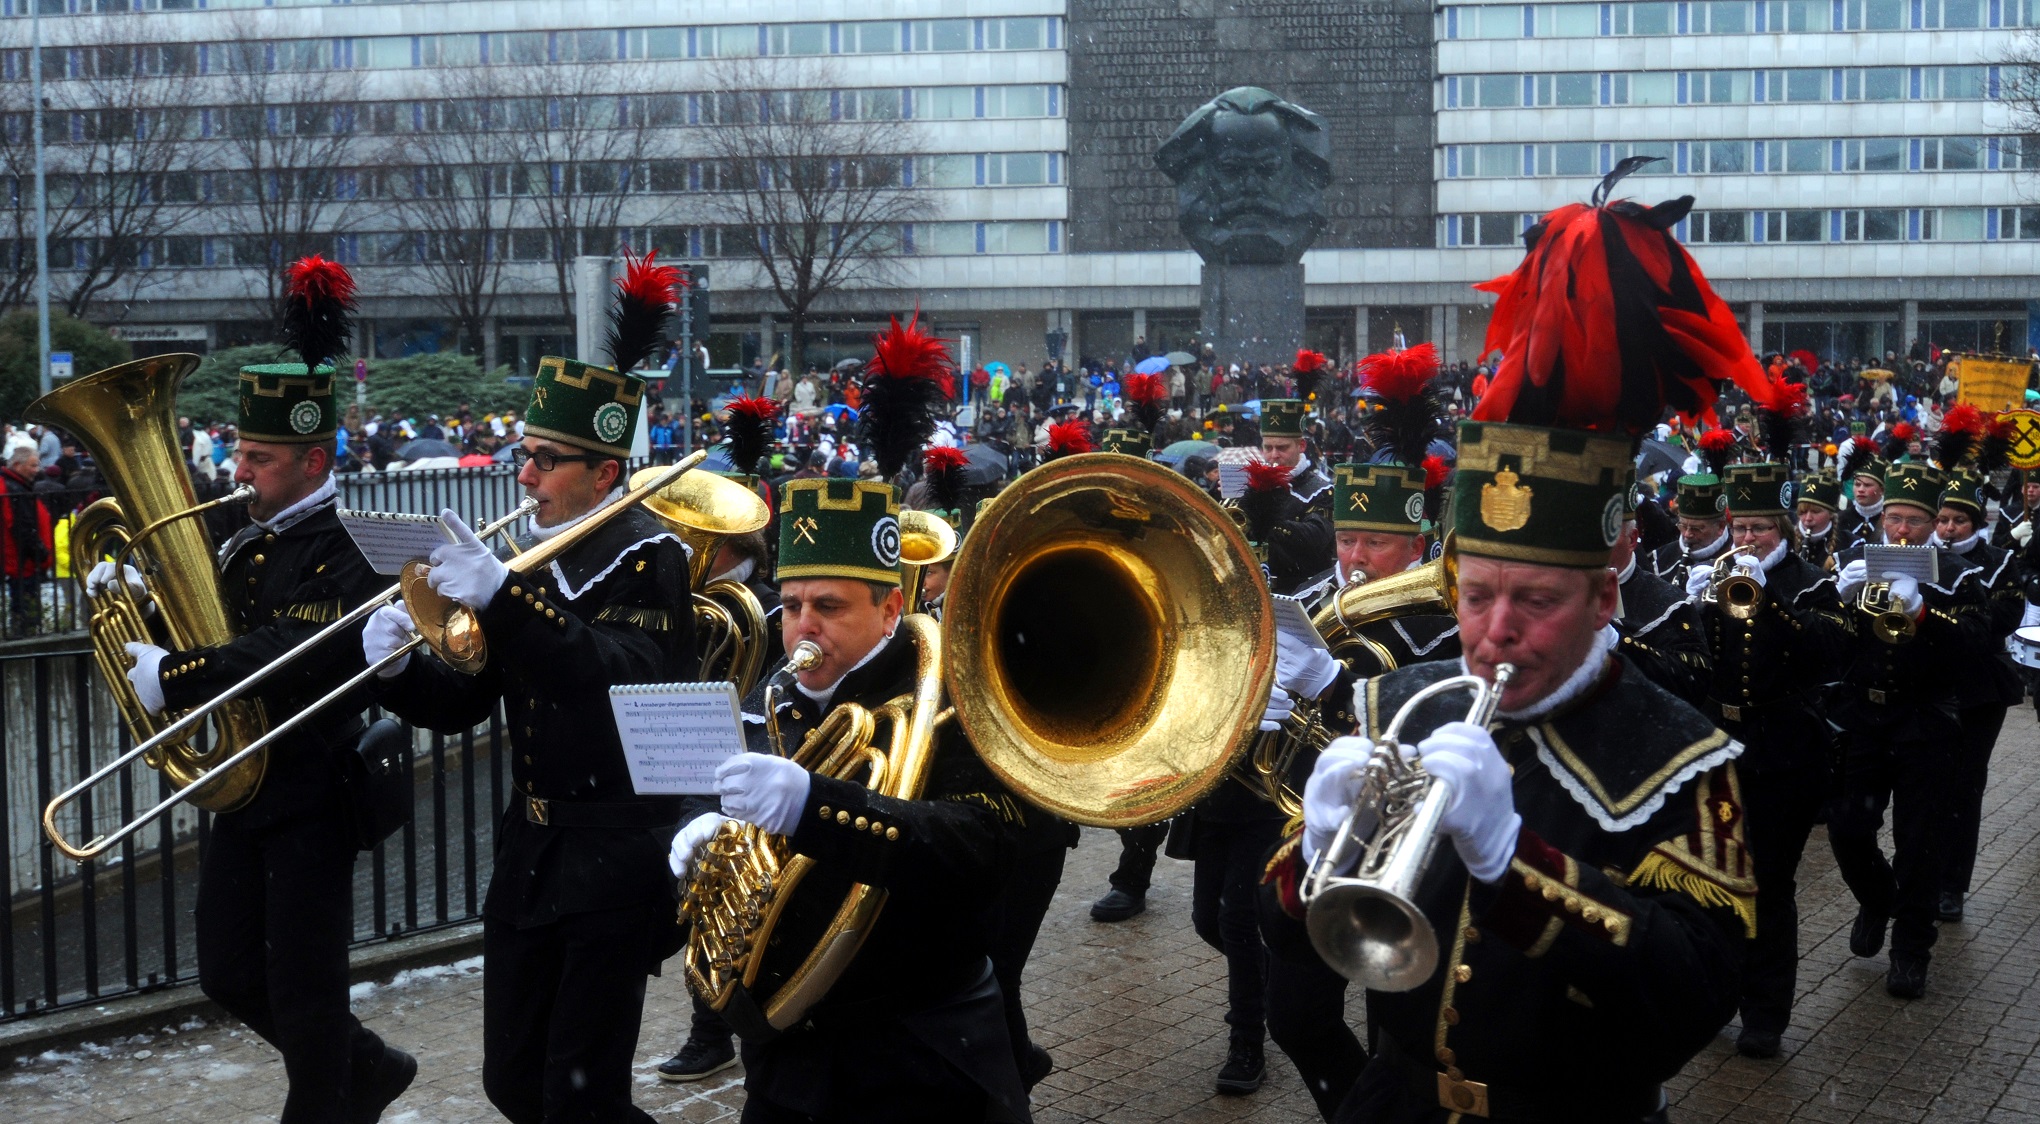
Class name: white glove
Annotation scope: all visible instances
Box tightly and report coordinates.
[1302,736,1379,868]
[1260,685,1296,732]
[1883,573,1923,616]
[362,603,416,679]
[124,641,167,716]
[1275,629,1340,701]
[1414,721,1521,884]
[1837,558,1869,597]
[715,752,811,837]
[86,560,147,603]
[669,811,730,881]
[1732,552,1767,588]
[2014,521,2034,547]
[426,508,508,611]
[1683,564,1714,601]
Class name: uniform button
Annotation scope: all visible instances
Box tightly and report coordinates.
[248,577,258,585]
[523,726,534,736]
[836,811,850,825]
[1436,1046,1455,1066]
[884,827,899,841]
[509,585,521,597]
[1454,964,1473,983]
[1443,1005,1460,1025]
[818,805,832,819]
[264,533,275,543]
[854,816,868,830]
[869,820,883,835]
[522,755,532,764]
[252,554,265,565]
[1463,926,1480,944]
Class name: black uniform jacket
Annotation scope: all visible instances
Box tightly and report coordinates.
[1941,536,2026,709]
[376,506,697,928]
[1836,503,1881,552]
[1616,562,1711,708]
[1827,541,1988,741]
[1697,552,1850,774]
[158,490,383,828]
[1797,524,1839,570]
[1644,528,1728,590]
[1264,657,1753,1123]
[1263,463,1334,596]
[735,627,1030,1121]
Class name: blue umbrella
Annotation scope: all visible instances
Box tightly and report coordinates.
[1134,356,1171,375]
[987,361,1011,377]
[822,404,860,421]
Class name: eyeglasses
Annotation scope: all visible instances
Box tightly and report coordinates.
[510,448,608,473]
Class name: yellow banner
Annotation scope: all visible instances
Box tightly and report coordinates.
[1952,355,2033,412]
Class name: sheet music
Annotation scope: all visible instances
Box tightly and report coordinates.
[609,681,748,795]
[1270,595,1330,652]
[1863,543,1939,585]
[338,509,453,576]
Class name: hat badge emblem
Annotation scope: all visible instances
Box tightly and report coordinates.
[1480,467,1532,533]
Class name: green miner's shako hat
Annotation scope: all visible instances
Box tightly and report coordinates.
[1673,473,1727,519]
[776,478,902,586]
[238,364,336,444]
[1261,399,1307,438]
[523,356,645,458]
[1450,422,1632,568]
[1100,429,1151,458]
[1882,462,1946,516]
[1723,462,1793,518]
[1334,462,1426,535]
[1852,456,1888,484]
[1797,471,1843,512]
[1939,467,1988,522]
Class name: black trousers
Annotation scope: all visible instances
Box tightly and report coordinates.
[988,841,1069,1075]
[1942,704,2006,896]
[1108,821,1169,894]
[482,905,664,1124]
[1738,766,1824,1035]
[1828,728,1948,961]
[1266,945,1366,1121]
[1192,818,1280,1043]
[197,803,385,1124]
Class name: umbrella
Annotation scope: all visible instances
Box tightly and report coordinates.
[1134,356,1171,375]
[986,361,1011,377]
[962,442,1008,485]
[1164,351,1196,366]
[1154,439,1219,467]
[1237,399,1263,417]
[822,404,860,421]
[833,357,865,373]
[397,438,459,461]
[1048,402,1085,416]
[1636,438,1685,478]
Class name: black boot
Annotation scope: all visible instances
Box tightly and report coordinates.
[1849,909,1887,958]
[1735,1026,1782,1059]
[1886,955,1928,999]
[1021,1043,1054,1089]
[1090,888,1147,922]
[657,1033,738,1082]
[351,1046,417,1124]
[1936,890,1964,922]
[1214,1038,1265,1096]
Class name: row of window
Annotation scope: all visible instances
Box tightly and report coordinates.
[0,18,1060,79]
[1444,0,2036,38]
[1444,65,1998,107]
[1442,206,2040,244]
[1444,136,2027,176]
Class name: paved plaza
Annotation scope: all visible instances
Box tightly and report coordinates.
[5,707,2040,1123]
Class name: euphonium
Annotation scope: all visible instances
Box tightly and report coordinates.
[632,465,773,695]
[28,355,270,814]
[1301,662,1514,992]
[1701,549,1763,620]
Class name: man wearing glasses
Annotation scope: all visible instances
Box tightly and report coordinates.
[1828,461,1988,1000]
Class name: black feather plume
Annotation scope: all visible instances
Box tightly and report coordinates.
[1837,438,1877,486]
[1359,343,1447,468]
[859,314,955,480]
[604,249,683,374]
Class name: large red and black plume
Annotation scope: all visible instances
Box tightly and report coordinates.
[721,396,779,478]
[1747,370,1809,463]
[924,446,969,512]
[1978,412,2016,479]
[1045,419,1094,461]
[1359,341,1447,467]
[1837,437,1879,486]
[1240,460,1292,544]
[1123,372,1168,434]
[1931,404,1986,471]
[1698,428,1736,478]
[280,255,356,371]
[1882,421,1917,462]
[1471,158,1767,442]
[605,249,684,375]
[860,312,956,480]
[1292,349,1329,408]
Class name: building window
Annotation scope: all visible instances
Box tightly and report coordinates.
[696,26,759,59]
[1922,0,1984,25]
[1998,208,2040,239]
[841,89,901,121]
[1607,2,1679,33]
[984,18,1052,49]
[1841,138,1906,171]
[766,24,828,56]
[1695,141,1750,173]
[984,86,1052,117]
[983,221,1050,253]
[1531,142,1599,175]
[1457,5,1525,38]
[843,22,901,53]
[1530,72,1598,105]
[1921,66,1989,99]
[1842,67,1905,101]
[916,154,973,188]
[917,221,977,255]
[986,152,1049,185]
[1693,71,1754,103]
[909,20,973,52]
[1689,211,1748,242]
[1929,208,1987,239]
[357,37,413,70]
[1693,1,1754,32]
[913,86,975,120]
[1837,209,1904,240]
[1530,3,1601,35]
[487,32,550,65]
[1838,0,1907,28]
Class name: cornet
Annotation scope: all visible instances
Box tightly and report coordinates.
[1300,663,1514,992]
[1700,549,1763,620]
[1859,580,1918,643]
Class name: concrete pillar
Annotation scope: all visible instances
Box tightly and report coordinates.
[1901,299,1919,355]
[1430,305,1449,363]
[759,312,777,368]
[572,255,610,365]
[1132,308,1148,351]
[482,315,499,374]
[1353,305,1370,358]
[1746,301,1764,354]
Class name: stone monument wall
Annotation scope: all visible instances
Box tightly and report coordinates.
[1066,0,1436,253]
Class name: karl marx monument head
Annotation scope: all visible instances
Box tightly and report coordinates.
[1155,87,1332,266]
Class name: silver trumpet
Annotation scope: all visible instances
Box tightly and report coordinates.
[1300,662,1515,991]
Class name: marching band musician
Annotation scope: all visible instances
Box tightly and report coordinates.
[1685,451,1851,1058]
[1607,497,1712,707]
[1263,163,1762,1123]
[1827,461,1989,999]
[362,266,698,1123]
[1644,436,1735,588]
[1252,394,1336,595]
[1794,470,1845,569]
[106,261,414,1123]
[1834,443,1888,550]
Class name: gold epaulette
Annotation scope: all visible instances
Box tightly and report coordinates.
[593,604,674,631]
[278,598,342,624]
[1626,764,1758,938]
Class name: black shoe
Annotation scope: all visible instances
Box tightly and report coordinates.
[1849,909,1887,958]
[1214,1039,1264,1096]
[1021,1042,1054,1089]
[1886,956,1928,999]
[351,1047,416,1124]
[1735,1027,1782,1059]
[657,1035,738,1083]
[1090,888,1146,923]
[1936,891,1965,922]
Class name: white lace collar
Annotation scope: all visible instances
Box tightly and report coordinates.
[255,475,337,534]
[1481,624,1620,724]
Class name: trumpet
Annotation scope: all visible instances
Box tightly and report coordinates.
[1859,580,1917,643]
[1700,550,1764,620]
[1301,662,1514,992]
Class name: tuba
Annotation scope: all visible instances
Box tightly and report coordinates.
[30,355,270,814]
[681,453,1274,1029]
[633,466,773,695]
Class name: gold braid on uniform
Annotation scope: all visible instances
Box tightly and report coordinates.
[592,604,675,631]
[278,597,343,624]
[1625,765,1758,938]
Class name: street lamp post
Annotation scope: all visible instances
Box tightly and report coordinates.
[31,0,52,396]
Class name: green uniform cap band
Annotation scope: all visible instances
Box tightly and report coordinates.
[1939,468,1987,521]
[1673,473,1728,519]
[1723,463,1794,517]
[1334,462,1428,534]
[1450,421,1631,569]
[1797,471,1843,512]
[238,364,336,443]
[776,478,903,585]
[1101,429,1151,458]
[523,355,645,458]
[1261,399,1307,438]
[1882,462,1945,515]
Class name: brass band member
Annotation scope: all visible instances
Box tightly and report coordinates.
[109,261,413,1123]
[1608,493,1712,707]
[363,261,697,1122]
[1645,431,1734,587]
[1267,163,1763,1122]
[1794,470,1845,568]
[1828,461,1989,998]
[1834,439,1888,550]
[1253,395,1335,595]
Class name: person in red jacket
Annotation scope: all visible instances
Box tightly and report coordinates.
[0,444,52,635]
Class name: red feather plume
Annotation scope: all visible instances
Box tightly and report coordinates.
[1245,460,1291,493]
[1123,372,1168,406]
[1891,422,1917,442]
[866,312,956,398]
[924,445,969,474]
[1748,371,1808,461]
[1940,403,1985,437]
[1698,427,1737,477]
[281,254,356,370]
[605,248,683,375]
[1360,342,1441,404]
[1045,419,1093,460]
[721,395,779,477]
[861,312,956,479]
[1293,349,1328,373]
[1422,454,1451,492]
[923,445,970,512]
[1788,349,1821,373]
[1360,342,1447,467]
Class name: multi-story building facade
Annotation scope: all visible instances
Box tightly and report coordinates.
[2,0,2033,377]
